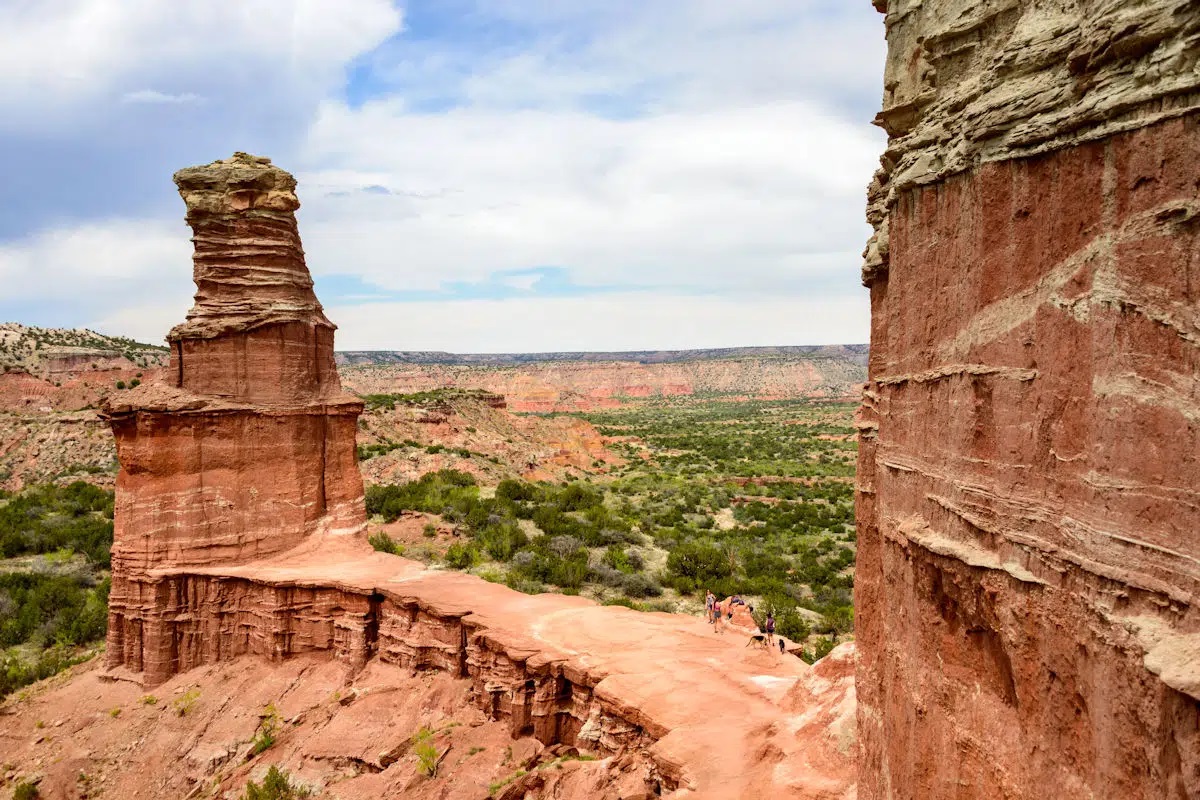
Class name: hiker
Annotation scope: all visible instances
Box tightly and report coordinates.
[713,600,725,633]
[765,613,776,647]
[705,589,715,622]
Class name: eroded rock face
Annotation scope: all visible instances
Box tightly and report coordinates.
[101,153,367,674]
[858,3,1199,798]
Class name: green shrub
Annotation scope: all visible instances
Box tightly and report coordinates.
[13,780,39,800]
[477,523,527,561]
[801,636,837,664]
[665,542,731,585]
[251,703,281,755]
[621,573,662,599]
[412,726,440,778]
[0,481,114,565]
[444,542,477,570]
[368,531,403,555]
[242,766,311,800]
[0,573,109,650]
[173,688,200,717]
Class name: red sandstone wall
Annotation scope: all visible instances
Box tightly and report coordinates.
[858,2,1200,797]
[103,571,663,771]
[108,409,363,571]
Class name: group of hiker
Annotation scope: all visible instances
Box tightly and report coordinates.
[704,590,783,652]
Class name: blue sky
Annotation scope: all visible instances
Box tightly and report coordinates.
[0,1,886,352]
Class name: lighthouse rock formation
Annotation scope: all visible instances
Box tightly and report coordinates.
[101,154,367,682]
[857,1,1200,798]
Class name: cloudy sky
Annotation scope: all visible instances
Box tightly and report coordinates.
[0,1,886,352]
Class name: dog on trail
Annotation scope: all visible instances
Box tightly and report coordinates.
[746,631,772,651]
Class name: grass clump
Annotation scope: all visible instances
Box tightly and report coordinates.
[172,688,200,717]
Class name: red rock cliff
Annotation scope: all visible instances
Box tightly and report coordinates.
[857,2,1200,798]
[101,153,366,678]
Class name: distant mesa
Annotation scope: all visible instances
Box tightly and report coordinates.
[335,344,870,366]
[336,344,870,412]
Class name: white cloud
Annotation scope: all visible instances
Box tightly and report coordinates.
[0,0,403,130]
[121,90,204,105]
[327,293,869,352]
[0,219,189,294]
[0,219,194,338]
[295,100,880,296]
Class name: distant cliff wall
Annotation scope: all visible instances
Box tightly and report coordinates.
[857,2,1200,797]
[341,355,867,412]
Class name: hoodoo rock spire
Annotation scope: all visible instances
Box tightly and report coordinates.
[101,153,366,682]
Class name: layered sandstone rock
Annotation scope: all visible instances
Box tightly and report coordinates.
[858,2,1199,798]
[101,153,366,678]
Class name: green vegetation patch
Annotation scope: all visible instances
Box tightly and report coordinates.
[364,396,858,654]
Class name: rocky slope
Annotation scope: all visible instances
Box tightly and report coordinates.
[338,346,868,412]
[857,2,1200,798]
[0,323,167,380]
[356,391,622,486]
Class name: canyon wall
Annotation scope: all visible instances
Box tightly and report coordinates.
[857,2,1200,798]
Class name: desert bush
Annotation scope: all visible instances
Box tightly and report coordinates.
[173,688,200,717]
[620,573,662,599]
[368,531,403,555]
[0,482,114,565]
[412,726,440,777]
[251,703,281,755]
[242,765,311,800]
[665,542,731,586]
[444,542,477,570]
[0,573,109,649]
[476,523,527,561]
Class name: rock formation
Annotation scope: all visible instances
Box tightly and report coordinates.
[857,2,1200,798]
[101,153,367,681]
[79,154,856,798]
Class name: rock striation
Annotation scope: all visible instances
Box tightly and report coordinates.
[858,2,1200,798]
